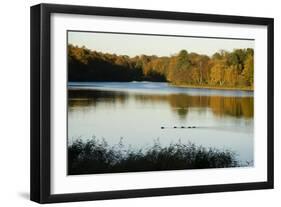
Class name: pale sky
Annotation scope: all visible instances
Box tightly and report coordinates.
[68,31,254,57]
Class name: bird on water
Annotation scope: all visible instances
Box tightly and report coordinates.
[160,126,197,129]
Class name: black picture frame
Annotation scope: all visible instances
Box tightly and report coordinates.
[30,3,274,204]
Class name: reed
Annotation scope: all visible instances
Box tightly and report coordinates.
[68,137,239,175]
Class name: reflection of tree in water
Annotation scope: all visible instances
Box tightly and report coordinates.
[68,89,253,119]
[176,108,189,120]
[209,96,253,118]
[168,94,205,120]
[133,93,253,119]
[68,89,128,112]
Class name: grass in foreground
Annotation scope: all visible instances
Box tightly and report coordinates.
[68,138,239,175]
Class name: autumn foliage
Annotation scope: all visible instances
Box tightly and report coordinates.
[68,45,254,89]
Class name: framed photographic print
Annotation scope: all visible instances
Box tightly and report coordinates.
[30,3,274,203]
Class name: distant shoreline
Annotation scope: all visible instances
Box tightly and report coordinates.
[169,83,254,92]
[68,81,254,92]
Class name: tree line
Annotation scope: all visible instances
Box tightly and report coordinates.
[68,44,254,89]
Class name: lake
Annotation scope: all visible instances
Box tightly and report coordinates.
[68,82,254,165]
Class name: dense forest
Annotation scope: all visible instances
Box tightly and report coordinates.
[68,44,254,89]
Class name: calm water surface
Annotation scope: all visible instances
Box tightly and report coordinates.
[68,82,254,165]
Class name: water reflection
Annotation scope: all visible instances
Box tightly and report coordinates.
[68,89,253,120]
[68,84,254,164]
